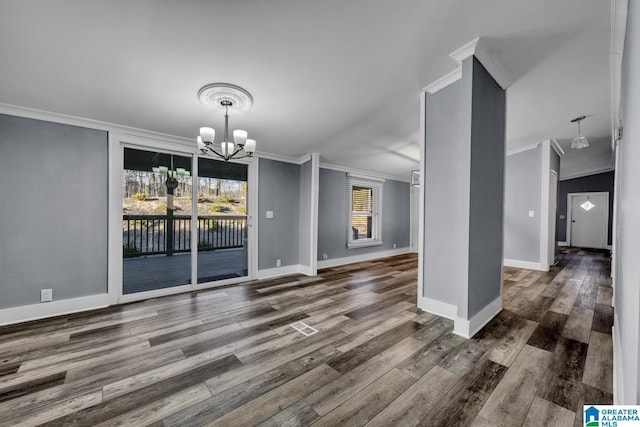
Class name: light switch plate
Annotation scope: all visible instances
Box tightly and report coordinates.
[266,210,274,219]
[529,210,535,218]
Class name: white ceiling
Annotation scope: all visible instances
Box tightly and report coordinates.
[0,1,613,181]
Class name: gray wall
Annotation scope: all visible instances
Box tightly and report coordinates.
[504,146,542,263]
[465,57,506,318]
[614,0,640,403]
[0,114,108,309]
[317,168,410,261]
[298,159,312,267]
[557,171,614,245]
[423,80,467,307]
[422,57,505,320]
[258,158,300,269]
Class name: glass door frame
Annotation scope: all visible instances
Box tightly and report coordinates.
[108,133,257,305]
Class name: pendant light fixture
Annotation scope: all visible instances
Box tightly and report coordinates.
[570,116,589,149]
[196,83,256,161]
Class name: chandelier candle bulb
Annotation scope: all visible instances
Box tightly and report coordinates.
[233,130,247,146]
[200,127,215,143]
[221,142,234,157]
[245,139,256,154]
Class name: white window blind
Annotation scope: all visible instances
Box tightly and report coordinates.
[346,173,383,248]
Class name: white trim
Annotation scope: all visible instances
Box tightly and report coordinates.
[256,265,305,280]
[558,241,569,247]
[347,175,383,248]
[0,294,110,326]
[320,162,407,183]
[409,186,419,253]
[317,247,410,269]
[454,296,502,339]
[422,67,462,94]
[540,140,552,271]
[298,265,315,276]
[417,90,426,310]
[506,142,540,156]
[256,151,308,165]
[566,192,610,249]
[346,241,383,249]
[308,153,320,276]
[449,38,480,63]
[0,102,194,148]
[471,39,513,90]
[612,313,623,404]
[346,172,385,182]
[503,259,544,271]
[448,37,513,89]
[550,139,565,157]
[416,296,456,320]
[611,0,629,151]
[560,167,615,181]
[107,134,121,305]
[248,158,259,280]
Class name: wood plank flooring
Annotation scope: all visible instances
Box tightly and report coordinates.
[0,248,613,426]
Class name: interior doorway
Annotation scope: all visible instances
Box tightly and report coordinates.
[567,192,609,249]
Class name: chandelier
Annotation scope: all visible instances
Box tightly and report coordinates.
[570,115,589,149]
[196,83,256,161]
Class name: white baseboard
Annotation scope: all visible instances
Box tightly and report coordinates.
[557,241,568,247]
[612,317,623,404]
[298,264,316,276]
[503,259,544,271]
[416,295,457,320]
[454,296,502,339]
[0,294,110,326]
[317,247,410,269]
[256,264,317,280]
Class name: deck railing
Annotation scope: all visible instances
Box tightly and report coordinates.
[123,215,246,257]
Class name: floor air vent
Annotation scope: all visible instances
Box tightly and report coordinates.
[290,321,318,336]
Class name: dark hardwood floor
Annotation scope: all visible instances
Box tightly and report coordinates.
[0,249,613,426]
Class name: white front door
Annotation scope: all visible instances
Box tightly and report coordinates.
[570,193,608,249]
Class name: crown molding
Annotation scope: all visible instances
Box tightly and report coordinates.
[550,138,565,157]
[449,37,513,90]
[506,142,540,156]
[256,151,308,165]
[422,67,462,94]
[560,166,615,181]
[320,162,409,183]
[0,102,195,148]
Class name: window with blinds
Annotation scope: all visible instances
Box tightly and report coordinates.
[347,174,383,248]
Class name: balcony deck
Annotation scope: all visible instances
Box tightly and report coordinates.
[123,248,247,294]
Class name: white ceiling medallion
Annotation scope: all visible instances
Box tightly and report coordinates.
[581,200,595,211]
[197,83,254,114]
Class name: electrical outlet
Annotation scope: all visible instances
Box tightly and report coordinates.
[276,258,281,267]
[41,289,53,302]
[393,243,397,249]
[322,253,328,260]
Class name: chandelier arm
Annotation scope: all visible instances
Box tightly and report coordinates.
[205,147,227,159]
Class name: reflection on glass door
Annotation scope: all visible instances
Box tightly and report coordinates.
[122,147,192,294]
[197,157,248,283]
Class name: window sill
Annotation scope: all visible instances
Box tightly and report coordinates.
[347,240,383,249]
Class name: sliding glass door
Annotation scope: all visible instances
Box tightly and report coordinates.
[121,146,249,296]
[122,147,193,294]
[196,157,248,284]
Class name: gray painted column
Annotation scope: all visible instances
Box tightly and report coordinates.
[421,56,506,337]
